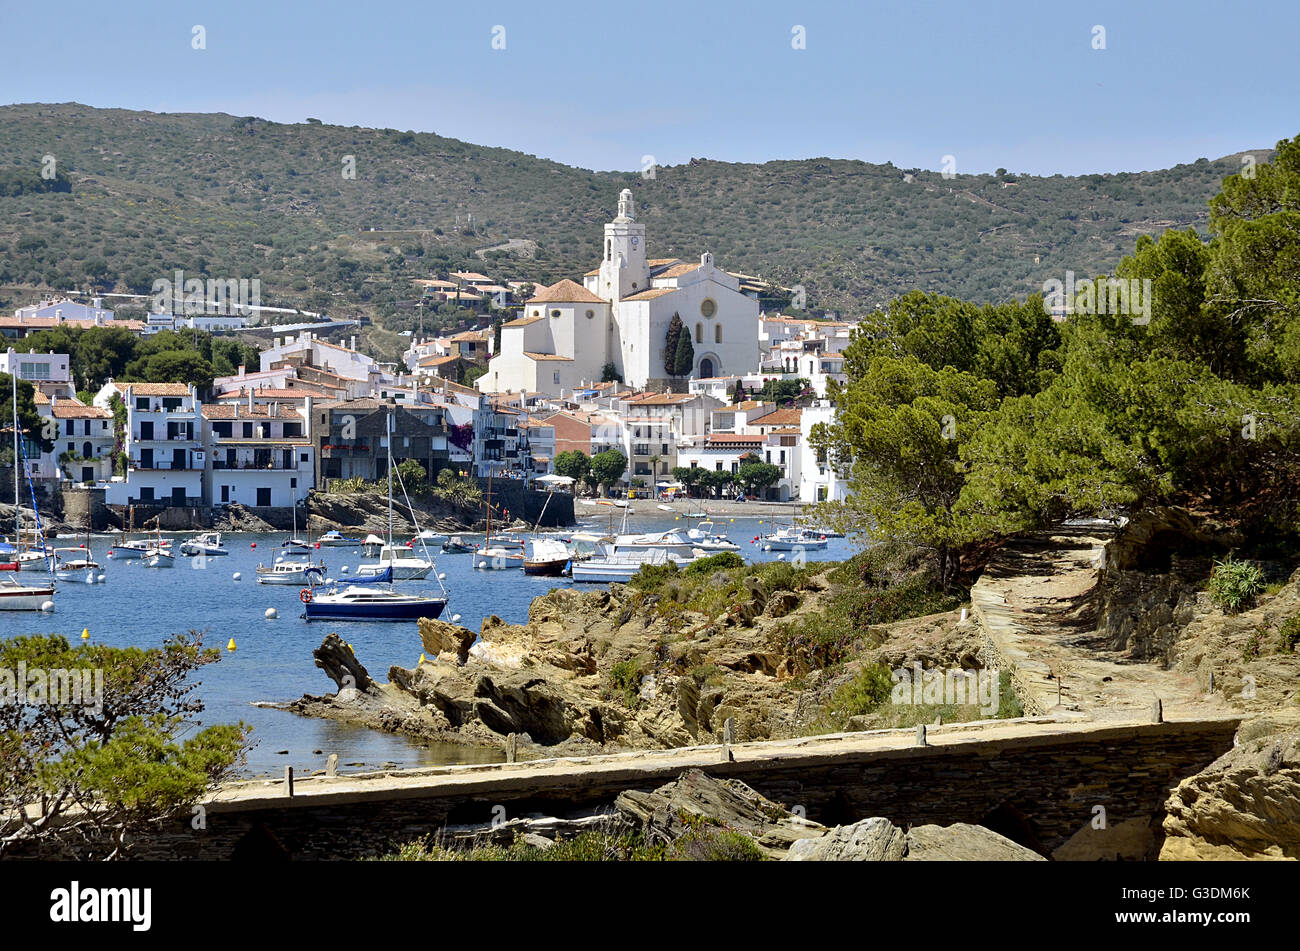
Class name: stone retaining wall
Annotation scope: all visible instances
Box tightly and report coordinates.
[68,718,1236,861]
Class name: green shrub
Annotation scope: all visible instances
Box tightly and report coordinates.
[608,657,647,709]
[1207,555,1265,614]
[629,562,679,590]
[684,551,745,574]
[1278,617,1300,653]
[824,663,895,724]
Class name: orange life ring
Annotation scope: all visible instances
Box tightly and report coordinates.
[299,588,313,604]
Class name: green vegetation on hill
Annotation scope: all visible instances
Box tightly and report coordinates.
[0,103,1262,328]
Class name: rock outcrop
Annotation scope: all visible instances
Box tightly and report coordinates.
[610,769,1042,861]
[1161,726,1300,860]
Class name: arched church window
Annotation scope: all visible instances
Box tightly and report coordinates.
[606,239,611,260]
[695,323,703,343]
[715,324,722,343]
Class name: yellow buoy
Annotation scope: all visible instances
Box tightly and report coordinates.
[227,638,237,652]
[81,628,89,640]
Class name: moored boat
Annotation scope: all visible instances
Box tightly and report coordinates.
[180,532,229,557]
[301,583,447,622]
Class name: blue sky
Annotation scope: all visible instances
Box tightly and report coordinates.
[1,0,1295,175]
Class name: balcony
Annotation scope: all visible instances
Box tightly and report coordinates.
[131,459,198,471]
[212,460,300,471]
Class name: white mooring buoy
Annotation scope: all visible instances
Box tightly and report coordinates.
[265,607,278,620]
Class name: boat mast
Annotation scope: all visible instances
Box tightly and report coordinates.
[11,372,18,546]
[386,402,394,590]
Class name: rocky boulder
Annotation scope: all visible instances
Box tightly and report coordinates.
[419,618,476,665]
[1161,727,1300,860]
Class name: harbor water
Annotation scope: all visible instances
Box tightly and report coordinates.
[2,510,863,776]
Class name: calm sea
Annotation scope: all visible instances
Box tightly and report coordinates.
[2,509,863,775]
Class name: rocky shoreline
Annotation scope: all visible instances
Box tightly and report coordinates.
[281,510,1300,860]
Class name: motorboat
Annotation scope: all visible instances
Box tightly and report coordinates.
[53,546,103,583]
[412,529,449,546]
[762,528,829,551]
[472,546,522,570]
[15,547,52,570]
[523,537,571,576]
[257,553,327,585]
[302,583,447,622]
[441,535,474,554]
[571,545,696,583]
[318,529,361,547]
[609,530,699,557]
[109,539,156,560]
[354,544,433,581]
[180,532,229,557]
[360,533,386,555]
[685,520,741,552]
[109,506,160,559]
[0,574,55,610]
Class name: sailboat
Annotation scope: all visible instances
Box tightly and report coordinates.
[54,523,103,584]
[142,516,174,568]
[304,404,448,621]
[522,482,571,576]
[472,472,519,570]
[1,373,55,610]
[110,506,159,559]
[282,501,310,550]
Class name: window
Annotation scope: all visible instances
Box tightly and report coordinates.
[695,323,703,343]
[700,298,716,318]
[550,309,561,318]
[715,324,722,344]
[300,452,309,462]
[136,398,148,411]
[586,309,594,319]
[553,372,560,385]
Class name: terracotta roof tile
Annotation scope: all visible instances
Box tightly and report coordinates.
[527,279,605,305]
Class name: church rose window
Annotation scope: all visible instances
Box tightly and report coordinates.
[586,310,594,318]
[701,299,716,318]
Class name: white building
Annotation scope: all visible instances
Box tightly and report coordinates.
[203,400,314,508]
[479,190,759,395]
[30,393,115,485]
[800,401,850,503]
[97,382,205,507]
[14,297,114,323]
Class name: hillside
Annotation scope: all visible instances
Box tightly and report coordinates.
[0,102,1267,330]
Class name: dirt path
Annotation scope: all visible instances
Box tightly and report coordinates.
[972,526,1232,722]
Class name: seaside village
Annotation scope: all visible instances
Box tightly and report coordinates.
[2,190,853,515]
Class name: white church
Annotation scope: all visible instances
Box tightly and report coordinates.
[477,189,759,395]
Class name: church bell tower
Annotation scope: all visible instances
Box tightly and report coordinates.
[598,188,649,301]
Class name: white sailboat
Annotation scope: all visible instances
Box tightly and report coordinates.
[1,373,55,610]
[305,404,448,621]
[472,473,519,570]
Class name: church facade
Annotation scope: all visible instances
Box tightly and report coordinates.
[477,189,759,395]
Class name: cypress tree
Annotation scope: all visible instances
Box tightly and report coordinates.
[664,313,684,378]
